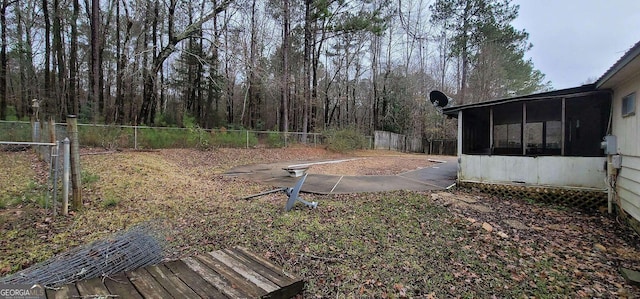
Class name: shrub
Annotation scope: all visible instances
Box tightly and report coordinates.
[138,127,189,148]
[210,129,258,148]
[187,125,211,150]
[324,127,367,152]
[266,131,285,148]
[0,122,31,141]
[78,125,130,149]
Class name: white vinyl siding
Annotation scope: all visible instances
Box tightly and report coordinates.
[612,73,640,222]
[617,156,640,217]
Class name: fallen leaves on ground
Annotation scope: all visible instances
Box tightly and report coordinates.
[0,148,639,298]
[307,155,436,176]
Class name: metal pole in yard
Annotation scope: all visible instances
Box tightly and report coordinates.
[246,130,249,149]
[46,146,52,210]
[33,120,40,158]
[62,138,70,216]
[134,125,138,150]
[52,141,59,217]
[31,118,36,142]
[48,117,56,164]
[67,115,82,211]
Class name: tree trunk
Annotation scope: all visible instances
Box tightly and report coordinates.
[224,9,234,124]
[116,0,132,123]
[301,0,312,139]
[90,0,101,122]
[279,0,290,132]
[52,0,66,119]
[14,2,24,119]
[247,0,260,129]
[459,0,471,104]
[371,34,380,130]
[0,0,8,120]
[42,0,50,118]
[69,0,79,116]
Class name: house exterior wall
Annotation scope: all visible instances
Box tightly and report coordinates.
[611,72,640,221]
[460,155,607,189]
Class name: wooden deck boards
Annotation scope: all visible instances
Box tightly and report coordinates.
[45,246,304,299]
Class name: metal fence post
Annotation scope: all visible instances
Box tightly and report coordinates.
[52,141,59,216]
[32,120,40,143]
[33,121,40,158]
[134,125,138,150]
[246,130,249,149]
[63,138,70,216]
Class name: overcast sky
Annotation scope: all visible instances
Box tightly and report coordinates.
[511,0,640,90]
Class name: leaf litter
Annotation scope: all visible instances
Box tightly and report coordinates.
[0,148,639,298]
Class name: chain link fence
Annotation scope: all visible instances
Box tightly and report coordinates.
[1,120,374,151]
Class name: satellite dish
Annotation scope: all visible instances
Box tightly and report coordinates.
[284,174,318,211]
[429,90,450,108]
[241,174,318,212]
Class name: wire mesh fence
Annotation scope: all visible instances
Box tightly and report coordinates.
[1,121,73,215]
[0,221,167,288]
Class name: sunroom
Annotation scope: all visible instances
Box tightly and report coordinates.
[443,85,611,193]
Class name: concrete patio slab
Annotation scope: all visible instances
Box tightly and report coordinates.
[224,155,458,194]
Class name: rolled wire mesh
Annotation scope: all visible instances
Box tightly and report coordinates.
[0,222,166,288]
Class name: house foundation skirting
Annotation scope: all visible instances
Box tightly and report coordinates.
[458,181,607,211]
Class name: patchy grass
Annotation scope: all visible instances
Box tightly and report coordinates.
[0,148,639,297]
[81,170,100,185]
[0,152,36,207]
[100,196,120,208]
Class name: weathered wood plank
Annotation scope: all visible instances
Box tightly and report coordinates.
[258,280,306,299]
[103,272,144,299]
[45,284,80,299]
[47,247,303,299]
[127,267,173,298]
[75,277,111,297]
[223,250,305,299]
[210,250,279,293]
[145,264,200,298]
[182,256,247,299]
[225,248,295,287]
[231,247,305,299]
[165,260,229,299]
[196,253,265,298]
[234,246,300,281]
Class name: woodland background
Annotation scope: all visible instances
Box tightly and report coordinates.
[0,0,551,140]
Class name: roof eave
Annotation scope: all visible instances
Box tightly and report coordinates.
[442,85,602,116]
[596,41,640,88]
